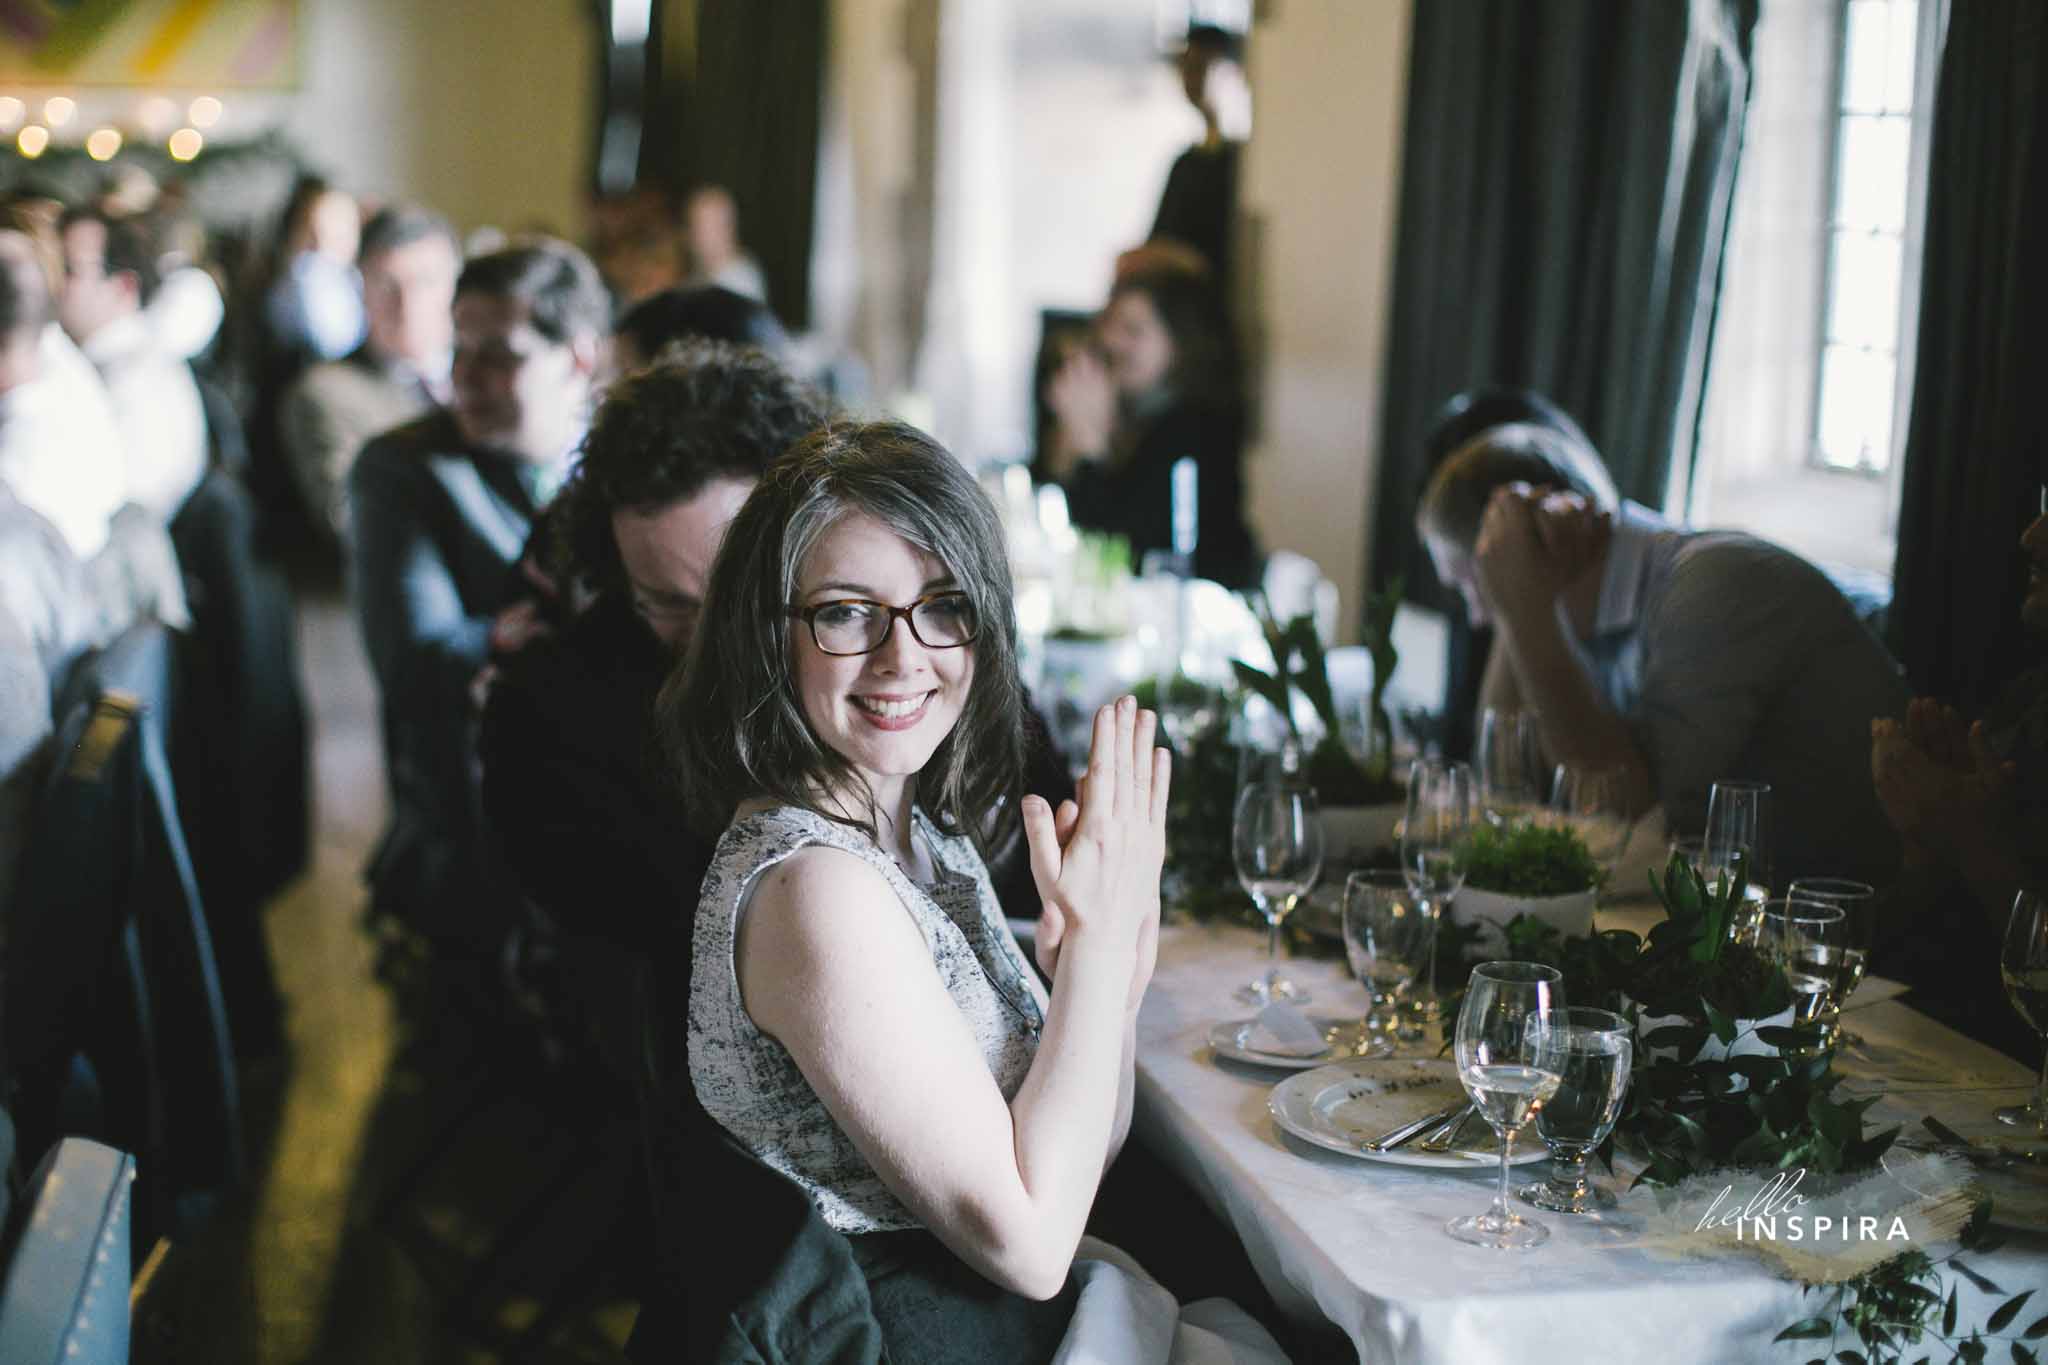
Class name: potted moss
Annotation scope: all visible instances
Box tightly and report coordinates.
[1453,819,1602,953]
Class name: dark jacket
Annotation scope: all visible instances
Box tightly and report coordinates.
[1056,401,1258,590]
[347,410,542,939]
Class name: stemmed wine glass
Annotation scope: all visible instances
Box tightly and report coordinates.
[1518,1007,1632,1214]
[1786,878,1875,1043]
[1549,762,1633,882]
[1338,870,1422,1054]
[1402,758,1472,1026]
[1232,780,1324,1005]
[1996,888,2048,1132]
[1447,961,1568,1249]
[1478,708,1542,827]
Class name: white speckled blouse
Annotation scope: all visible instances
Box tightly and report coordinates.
[688,804,1047,1233]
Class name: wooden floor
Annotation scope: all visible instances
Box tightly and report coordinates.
[136,593,636,1365]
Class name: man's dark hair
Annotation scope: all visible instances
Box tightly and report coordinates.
[1183,22,1244,61]
[359,204,457,264]
[456,239,611,345]
[58,205,160,302]
[1422,388,1595,471]
[616,285,789,364]
[551,339,829,594]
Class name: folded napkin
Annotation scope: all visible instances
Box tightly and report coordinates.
[1246,1002,1328,1058]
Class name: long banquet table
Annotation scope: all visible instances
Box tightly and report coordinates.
[1132,919,2048,1364]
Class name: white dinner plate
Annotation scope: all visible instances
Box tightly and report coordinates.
[1268,1056,1548,1169]
[1207,1015,1356,1070]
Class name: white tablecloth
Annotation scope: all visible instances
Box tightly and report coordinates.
[1133,921,2048,1364]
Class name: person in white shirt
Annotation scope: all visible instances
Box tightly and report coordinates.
[682,185,768,303]
[56,206,208,521]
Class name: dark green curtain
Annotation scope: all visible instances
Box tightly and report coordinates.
[1889,1,2047,712]
[644,0,827,329]
[1367,0,1757,754]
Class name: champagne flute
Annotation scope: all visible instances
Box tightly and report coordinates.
[1402,758,1472,1027]
[1996,888,2048,1131]
[1703,779,1773,901]
[1478,708,1542,827]
[1549,763,1633,880]
[1518,1007,1632,1214]
[1760,898,1852,1056]
[1232,780,1324,1006]
[1339,871,1424,1054]
[1786,878,1875,1042]
[1447,962,1568,1249]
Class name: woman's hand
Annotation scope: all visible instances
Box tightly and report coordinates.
[1871,699,2017,856]
[1021,696,1170,1002]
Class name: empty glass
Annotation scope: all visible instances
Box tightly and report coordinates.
[1703,779,1773,900]
[1760,898,1853,1056]
[1787,878,1876,1041]
[1340,870,1427,1051]
[1478,708,1543,826]
[1549,763,1633,876]
[1155,676,1228,753]
[1401,758,1473,1026]
[1448,962,1568,1249]
[1519,1007,1633,1214]
[1232,780,1324,1005]
[1996,888,2048,1133]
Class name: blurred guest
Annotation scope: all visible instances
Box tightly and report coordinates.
[681,185,766,303]
[95,165,225,365]
[1127,23,1250,289]
[611,283,789,376]
[282,205,459,538]
[590,186,686,309]
[57,206,208,521]
[265,176,365,364]
[1418,432,1908,888]
[348,240,608,941]
[1037,263,1257,587]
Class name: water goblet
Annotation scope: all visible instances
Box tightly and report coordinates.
[1339,870,1425,1053]
[1760,897,1852,1056]
[1446,961,1568,1249]
[1232,780,1323,1006]
[1518,1007,1633,1214]
[1786,878,1875,1042]
[1996,888,2048,1132]
[1549,762,1633,876]
[1478,708,1543,827]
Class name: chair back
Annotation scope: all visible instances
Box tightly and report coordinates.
[0,1138,135,1365]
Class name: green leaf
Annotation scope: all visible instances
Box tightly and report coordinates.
[1702,996,1738,1047]
[1756,1024,1831,1049]
[1227,660,1298,738]
[1773,1318,1833,1342]
[2026,1312,2048,1338]
[1835,1351,1867,1365]
[1945,1286,1959,1336]
[1959,1341,1987,1364]
[2011,1343,2040,1365]
[1950,1260,2007,1296]
[1990,1292,2037,1335]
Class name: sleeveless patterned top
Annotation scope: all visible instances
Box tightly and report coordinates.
[689,804,1047,1233]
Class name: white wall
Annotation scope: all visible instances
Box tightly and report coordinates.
[1240,0,1410,643]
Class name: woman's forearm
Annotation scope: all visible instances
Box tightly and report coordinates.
[1495,602,1656,815]
[1103,1007,1140,1172]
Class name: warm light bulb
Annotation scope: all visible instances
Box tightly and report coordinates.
[0,97,23,131]
[17,124,49,158]
[137,96,177,137]
[41,96,74,127]
[187,96,222,129]
[167,127,203,161]
[86,127,122,161]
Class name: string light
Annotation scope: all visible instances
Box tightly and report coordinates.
[41,96,74,127]
[187,96,222,129]
[167,127,203,161]
[137,97,178,137]
[17,125,49,158]
[86,128,122,161]
[0,98,22,132]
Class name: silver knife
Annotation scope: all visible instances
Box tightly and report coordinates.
[1363,1101,1468,1153]
[1418,1104,1482,1153]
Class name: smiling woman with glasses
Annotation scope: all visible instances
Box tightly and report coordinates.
[657,420,1223,1358]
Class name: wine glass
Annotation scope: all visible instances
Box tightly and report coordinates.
[1703,779,1773,900]
[1339,870,1425,1053]
[1518,1007,1632,1214]
[1401,758,1472,1026]
[1155,675,1227,753]
[1447,961,1568,1249]
[1478,708,1542,826]
[1759,897,1852,1056]
[1787,878,1875,1043]
[1232,780,1323,1006]
[1996,888,2048,1131]
[1549,763,1633,879]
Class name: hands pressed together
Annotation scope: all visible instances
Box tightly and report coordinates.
[1021,695,1171,1009]
[1471,483,1611,625]
[1871,697,2019,860]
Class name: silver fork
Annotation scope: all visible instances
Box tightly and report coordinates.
[1417,1104,1481,1153]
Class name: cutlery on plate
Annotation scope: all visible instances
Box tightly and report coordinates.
[1362,1101,1468,1153]
[1417,1103,1481,1153]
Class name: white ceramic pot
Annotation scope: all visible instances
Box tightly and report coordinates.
[1638,1004,1797,1065]
[1451,886,1598,955]
[1318,803,1406,864]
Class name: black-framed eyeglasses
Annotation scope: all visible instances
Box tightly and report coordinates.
[786,591,979,657]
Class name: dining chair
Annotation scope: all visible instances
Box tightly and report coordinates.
[0,1137,136,1365]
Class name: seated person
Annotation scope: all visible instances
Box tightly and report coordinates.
[1037,262,1258,588]
[56,206,207,522]
[666,421,1284,1360]
[347,239,607,943]
[282,205,459,539]
[1870,506,2048,1057]
[1418,428,1908,889]
[610,282,789,376]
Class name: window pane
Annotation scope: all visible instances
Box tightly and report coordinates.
[1826,231,1902,351]
[1885,0,1920,114]
[1817,343,1896,471]
[1835,115,1911,232]
[1842,0,1889,113]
